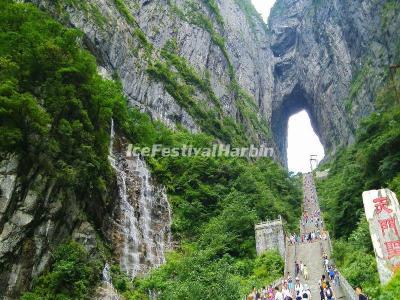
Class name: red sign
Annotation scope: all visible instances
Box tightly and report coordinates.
[379,217,399,237]
[385,240,400,259]
[374,197,393,214]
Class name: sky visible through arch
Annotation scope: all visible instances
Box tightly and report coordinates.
[287,111,325,174]
[251,0,276,21]
[251,0,325,173]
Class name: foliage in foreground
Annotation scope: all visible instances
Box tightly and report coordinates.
[378,270,400,300]
[110,249,283,300]
[21,242,102,300]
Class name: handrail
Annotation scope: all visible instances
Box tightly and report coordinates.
[324,234,358,300]
[312,172,357,300]
[284,237,288,275]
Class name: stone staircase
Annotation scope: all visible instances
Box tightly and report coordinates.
[255,172,358,300]
[283,173,349,299]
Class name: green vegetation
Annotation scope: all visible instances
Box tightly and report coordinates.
[137,249,284,299]
[0,0,125,203]
[330,216,380,296]
[1,2,301,299]
[316,66,400,297]
[378,270,400,300]
[21,241,102,300]
[113,0,153,56]
[114,119,301,299]
[381,0,400,30]
[233,0,269,33]
[345,62,372,112]
[107,249,283,299]
[202,0,224,28]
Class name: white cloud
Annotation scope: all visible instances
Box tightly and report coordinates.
[251,0,277,21]
[287,110,325,174]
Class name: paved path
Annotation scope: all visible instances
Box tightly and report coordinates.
[285,173,347,299]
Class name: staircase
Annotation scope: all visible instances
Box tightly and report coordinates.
[283,173,350,299]
[254,172,357,300]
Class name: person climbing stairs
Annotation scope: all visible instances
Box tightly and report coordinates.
[284,173,346,299]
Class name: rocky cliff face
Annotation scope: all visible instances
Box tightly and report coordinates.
[28,0,275,146]
[28,0,400,162]
[0,153,104,298]
[269,0,400,162]
[108,121,171,278]
[0,133,171,299]
[1,0,399,298]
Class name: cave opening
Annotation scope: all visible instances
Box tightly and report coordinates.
[271,85,325,173]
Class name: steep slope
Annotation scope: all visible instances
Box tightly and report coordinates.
[0,2,300,298]
[269,0,400,162]
[29,0,400,162]
[30,0,274,147]
[0,0,399,298]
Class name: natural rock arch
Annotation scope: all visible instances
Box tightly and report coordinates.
[271,84,323,165]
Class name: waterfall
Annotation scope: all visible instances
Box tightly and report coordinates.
[102,263,112,284]
[108,119,171,278]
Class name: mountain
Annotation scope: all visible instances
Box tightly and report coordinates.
[0,0,399,298]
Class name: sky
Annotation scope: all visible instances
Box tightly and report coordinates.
[250,1,325,173]
[251,0,277,21]
[287,110,325,173]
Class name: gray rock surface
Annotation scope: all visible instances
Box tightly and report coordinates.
[28,0,400,163]
[269,0,400,162]
[1,0,399,297]
[0,154,85,299]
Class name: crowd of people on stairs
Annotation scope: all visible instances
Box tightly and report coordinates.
[246,277,312,300]
[248,172,370,300]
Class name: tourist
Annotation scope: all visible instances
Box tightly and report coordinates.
[302,284,311,299]
[324,257,329,273]
[329,267,335,283]
[282,285,293,300]
[248,290,255,300]
[294,277,303,300]
[250,287,257,300]
[275,286,284,300]
[355,286,369,300]
[319,275,327,300]
[334,268,340,286]
[261,286,267,300]
[323,282,335,300]
[266,285,274,300]
[295,261,300,275]
[300,261,304,275]
[255,289,261,300]
[288,273,294,290]
[303,264,309,280]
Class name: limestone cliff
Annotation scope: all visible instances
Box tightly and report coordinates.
[269,0,400,162]
[1,0,399,298]
[28,0,400,162]
[29,0,274,146]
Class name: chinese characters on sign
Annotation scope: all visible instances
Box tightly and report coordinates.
[362,189,400,284]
